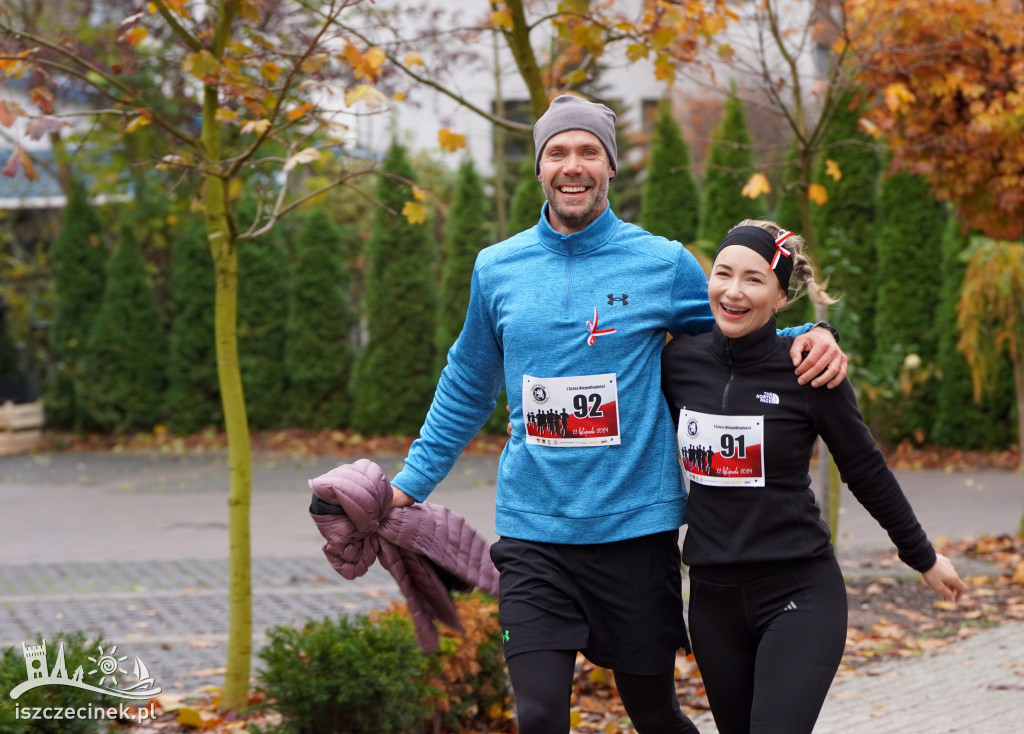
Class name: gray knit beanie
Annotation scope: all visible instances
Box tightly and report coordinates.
[533,95,617,175]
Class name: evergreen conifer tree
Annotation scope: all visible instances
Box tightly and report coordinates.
[0,299,29,402]
[931,219,1016,448]
[639,98,699,243]
[436,158,491,375]
[509,156,545,234]
[869,171,947,443]
[698,86,767,245]
[284,207,355,429]
[76,227,166,432]
[163,216,221,433]
[350,140,439,435]
[773,146,802,236]
[812,95,883,366]
[769,146,813,329]
[238,217,291,430]
[47,180,107,428]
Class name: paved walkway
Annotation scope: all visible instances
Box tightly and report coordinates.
[1,450,1021,731]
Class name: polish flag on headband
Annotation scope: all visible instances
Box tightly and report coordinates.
[771,229,793,271]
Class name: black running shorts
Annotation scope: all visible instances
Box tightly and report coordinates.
[489,530,689,675]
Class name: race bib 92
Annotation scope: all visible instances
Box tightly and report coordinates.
[677,408,765,486]
[522,374,620,447]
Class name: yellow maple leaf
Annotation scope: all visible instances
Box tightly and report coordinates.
[345,84,387,109]
[214,108,239,123]
[287,103,314,121]
[491,9,514,30]
[884,82,914,113]
[625,43,649,62]
[260,60,282,83]
[283,147,322,172]
[808,183,829,206]
[125,114,151,133]
[402,200,427,225]
[354,46,386,82]
[402,52,424,67]
[120,26,148,46]
[741,173,771,199]
[825,158,842,181]
[411,185,427,202]
[241,119,272,136]
[438,128,467,153]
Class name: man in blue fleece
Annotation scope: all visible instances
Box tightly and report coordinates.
[389,95,846,734]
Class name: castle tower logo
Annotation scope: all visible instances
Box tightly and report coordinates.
[9,638,161,702]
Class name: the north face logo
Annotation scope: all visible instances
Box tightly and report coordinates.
[756,392,780,405]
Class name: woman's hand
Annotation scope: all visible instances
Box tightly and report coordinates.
[922,553,966,602]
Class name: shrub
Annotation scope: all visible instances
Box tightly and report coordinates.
[419,593,511,731]
[257,594,511,734]
[0,631,119,734]
[257,611,435,734]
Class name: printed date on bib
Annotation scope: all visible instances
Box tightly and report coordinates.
[677,408,765,486]
[522,374,620,446]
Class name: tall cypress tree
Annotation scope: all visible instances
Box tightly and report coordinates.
[931,219,1016,448]
[163,216,221,433]
[283,207,355,429]
[47,180,107,428]
[238,218,291,431]
[639,98,700,244]
[812,95,883,366]
[350,140,439,435]
[76,227,166,432]
[869,171,947,443]
[436,158,491,375]
[698,86,767,245]
[509,156,545,234]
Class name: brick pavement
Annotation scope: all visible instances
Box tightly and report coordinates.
[2,450,1022,730]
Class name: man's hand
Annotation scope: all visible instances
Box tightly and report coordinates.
[392,485,416,508]
[790,326,848,388]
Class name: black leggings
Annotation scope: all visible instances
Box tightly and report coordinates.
[506,649,700,734]
[688,557,848,734]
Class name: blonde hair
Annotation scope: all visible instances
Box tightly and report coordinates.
[728,219,838,308]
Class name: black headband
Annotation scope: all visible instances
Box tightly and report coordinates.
[715,225,794,291]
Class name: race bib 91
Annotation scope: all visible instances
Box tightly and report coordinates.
[678,408,765,486]
[522,374,620,447]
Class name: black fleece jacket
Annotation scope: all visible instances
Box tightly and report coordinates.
[661,318,936,573]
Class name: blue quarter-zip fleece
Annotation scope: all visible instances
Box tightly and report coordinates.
[392,204,806,544]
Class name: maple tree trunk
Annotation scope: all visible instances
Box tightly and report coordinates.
[200,2,251,712]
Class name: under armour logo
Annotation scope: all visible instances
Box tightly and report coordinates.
[607,293,628,305]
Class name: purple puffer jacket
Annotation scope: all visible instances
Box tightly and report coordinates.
[308,458,500,653]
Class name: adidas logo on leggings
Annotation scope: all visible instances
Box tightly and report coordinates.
[783,600,798,612]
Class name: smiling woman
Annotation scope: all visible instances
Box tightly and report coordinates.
[660,219,965,734]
